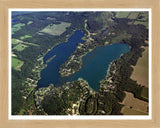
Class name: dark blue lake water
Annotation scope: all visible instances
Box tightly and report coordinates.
[38,30,130,91]
[37,30,85,87]
[12,19,20,23]
[71,43,130,91]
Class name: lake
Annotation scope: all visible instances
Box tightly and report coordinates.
[37,30,85,87]
[38,30,130,91]
[71,43,130,91]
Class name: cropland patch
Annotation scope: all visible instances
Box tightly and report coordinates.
[27,21,33,25]
[128,12,139,19]
[20,35,32,40]
[39,22,71,36]
[12,57,24,71]
[120,91,148,115]
[13,44,28,51]
[12,23,25,34]
[115,12,130,18]
[121,106,148,115]
[131,46,148,87]
[12,38,39,52]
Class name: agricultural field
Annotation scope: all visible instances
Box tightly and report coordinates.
[27,21,33,25]
[115,12,130,18]
[20,35,32,40]
[12,23,25,34]
[120,91,148,115]
[12,38,39,52]
[12,57,24,71]
[12,38,23,44]
[121,106,148,115]
[128,12,139,19]
[131,45,149,87]
[39,22,71,36]
[134,21,148,29]
[13,44,28,51]
[140,87,149,101]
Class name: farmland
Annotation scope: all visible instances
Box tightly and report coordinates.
[39,22,71,36]
[115,12,130,18]
[131,45,148,87]
[12,23,25,34]
[120,91,148,115]
[13,43,28,51]
[12,57,24,71]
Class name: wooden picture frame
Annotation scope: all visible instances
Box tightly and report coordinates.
[0,0,160,127]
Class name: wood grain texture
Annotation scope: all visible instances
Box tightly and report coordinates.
[0,0,160,127]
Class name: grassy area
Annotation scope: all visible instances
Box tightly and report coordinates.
[12,38,39,52]
[140,87,148,101]
[111,31,132,43]
[115,12,130,18]
[128,12,140,19]
[13,44,28,51]
[12,57,24,71]
[131,46,148,87]
[12,39,23,44]
[12,23,25,34]
[122,106,148,115]
[39,22,71,36]
[27,21,33,25]
[20,35,32,40]
[134,21,148,29]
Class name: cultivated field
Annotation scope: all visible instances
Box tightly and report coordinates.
[39,22,71,36]
[115,12,130,18]
[13,44,28,51]
[120,91,148,115]
[12,57,24,71]
[121,106,148,115]
[12,23,25,34]
[131,45,149,87]
[128,12,139,19]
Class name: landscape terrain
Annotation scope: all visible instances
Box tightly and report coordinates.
[11,11,149,115]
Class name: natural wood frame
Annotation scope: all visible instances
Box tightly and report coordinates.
[0,0,160,127]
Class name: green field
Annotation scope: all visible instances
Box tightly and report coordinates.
[12,39,23,44]
[141,87,148,100]
[12,57,24,71]
[115,12,130,18]
[12,23,25,34]
[27,21,33,25]
[20,35,32,40]
[12,38,39,52]
[134,21,148,29]
[111,31,132,43]
[128,12,139,19]
[13,44,28,51]
[39,22,71,36]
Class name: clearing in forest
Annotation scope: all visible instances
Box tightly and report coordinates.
[39,22,71,36]
[12,57,24,71]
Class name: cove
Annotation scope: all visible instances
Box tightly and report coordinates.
[71,43,130,91]
[37,30,85,87]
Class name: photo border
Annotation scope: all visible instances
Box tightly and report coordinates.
[0,0,160,127]
[9,8,152,120]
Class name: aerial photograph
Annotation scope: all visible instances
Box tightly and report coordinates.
[11,10,149,116]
